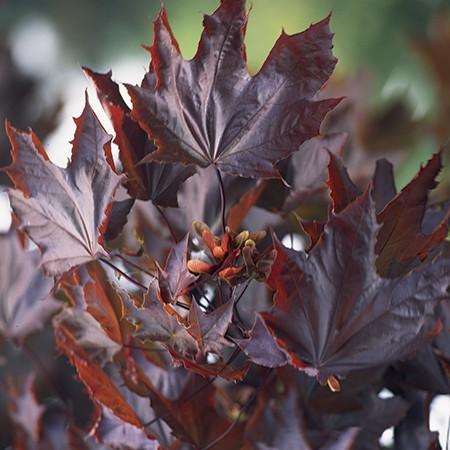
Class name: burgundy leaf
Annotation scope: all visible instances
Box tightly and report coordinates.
[55,324,153,435]
[93,406,158,450]
[327,152,361,213]
[372,158,396,213]
[123,288,198,357]
[155,235,197,306]
[84,67,195,206]
[376,150,449,277]
[187,299,234,355]
[236,315,289,368]
[283,132,348,213]
[5,96,122,276]
[0,229,60,342]
[128,1,340,178]
[262,191,450,382]
[245,390,359,450]
[55,263,125,365]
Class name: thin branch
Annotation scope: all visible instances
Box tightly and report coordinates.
[155,205,178,243]
[233,279,252,327]
[112,252,156,279]
[215,166,227,234]
[99,257,148,291]
[200,369,275,450]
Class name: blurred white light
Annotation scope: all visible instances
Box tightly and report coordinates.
[430,395,450,449]
[0,192,12,232]
[10,17,59,77]
[281,233,305,251]
[378,388,394,399]
[379,427,394,447]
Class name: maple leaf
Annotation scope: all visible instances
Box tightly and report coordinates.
[55,324,156,440]
[327,151,361,213]
[326,150,450,276]
[262,191,450,381]
[0,229,60,342]
[4,96,122,276]
[93,406,158,450]
[127,0,340,178]
[131,370,244,449]
[84,67,195,206]
[122,288,198,357]
[276,132,348,213]
[245,390,359,450]
[372,158,396,213]
[236,316,289,368]
[155,235,197,306]
[60,262,125,360]
[187,299,234,355]
[375,150,449,277]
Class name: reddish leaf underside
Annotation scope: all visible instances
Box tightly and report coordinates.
[5,97,122,276]
[55,324,153,435]
[127,0,340,178]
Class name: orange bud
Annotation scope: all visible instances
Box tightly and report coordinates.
[202,229,217,253]
[213,245,226,259]
[326,375,341,392]
[218,266,242,280]
[187,259,214,274]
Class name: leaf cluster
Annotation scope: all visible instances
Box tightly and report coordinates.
[0,1,449,449]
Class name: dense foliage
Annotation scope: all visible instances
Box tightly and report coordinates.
[1,1,449,449]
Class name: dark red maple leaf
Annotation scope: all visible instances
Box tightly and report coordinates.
[4,96,122,276]
[122,287,198,357]
[55,262,125,364]
[262,191,450,382]
[127,0,340,178]
[245,389,359,450]
[375,150,449,277]
[187,299,234,355]
[235,316,289,368]
[93,406,158,450]
[154,235,197,306]
[0,229,60,342]
[55,324,157,443]
[325,150,450,277]
[84,67,195,206]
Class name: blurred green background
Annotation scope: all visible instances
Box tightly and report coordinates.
[1,0,450,188]
[1,0,448,95]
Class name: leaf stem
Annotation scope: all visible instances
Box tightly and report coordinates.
[99,257,148,291]
[155,205,178,243]
[215,167,227,234]
[112,251,156,279]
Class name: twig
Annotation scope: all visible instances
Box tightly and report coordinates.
[200,368,275,450]
[233,279,252,327]
[99,257,148,291]
[155,205,178,243]
[215,166,227,234]
[112,252,156,278]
